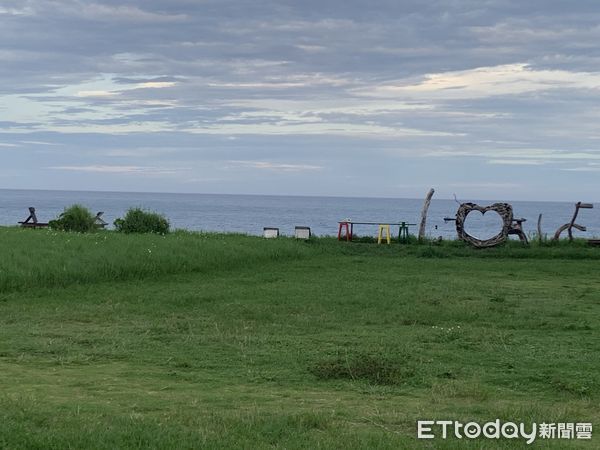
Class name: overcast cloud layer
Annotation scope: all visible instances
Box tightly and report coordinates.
[1,0,600,200]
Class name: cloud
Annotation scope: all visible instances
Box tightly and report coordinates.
[0,6,34,16]
[207,81,307,89]
[208,73,353,89]
[135,81,177,89]
[3,0,600,199]
[48,165,184,175]
[20,140,60,146]
[487,159,548,166]
[295,44,327,53]
[448,182,521,189]
[428,149,600,162]
[227,161,324,172]
[562,163,600,172]
[183,121,459,138]
[113,76,182,85]
[355,64,600,100]
[50,1,188,23]
[76,90,118,98]
[72,76,178,98]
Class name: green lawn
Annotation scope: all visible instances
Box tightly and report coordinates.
[0,228,599,449]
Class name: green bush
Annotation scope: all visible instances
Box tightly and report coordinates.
[49,204,96,233]
[114,208,170,234]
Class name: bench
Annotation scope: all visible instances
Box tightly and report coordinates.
[337,221,416,244]
[94,212,108,228]
[18,207,49,228]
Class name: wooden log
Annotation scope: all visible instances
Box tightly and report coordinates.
[418,188,435,241]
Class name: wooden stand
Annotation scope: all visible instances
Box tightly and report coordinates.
[337,222,351,241]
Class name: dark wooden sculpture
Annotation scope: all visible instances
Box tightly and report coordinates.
[508,217,528,245]
[552,202,593,242]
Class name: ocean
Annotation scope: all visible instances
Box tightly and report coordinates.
[1,189,599,240]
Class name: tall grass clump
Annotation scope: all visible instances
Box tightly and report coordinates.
[49,204,96,233]
[0,229,312,292]
[114,208,170,234]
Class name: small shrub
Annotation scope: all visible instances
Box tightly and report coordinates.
[114,208,170,234]
[49,204,96,233]
[310,352,417,386]
[416,246,446,258]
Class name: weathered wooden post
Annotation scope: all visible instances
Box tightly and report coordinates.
[418,188,435,241]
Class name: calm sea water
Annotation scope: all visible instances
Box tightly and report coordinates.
[1,189,599,239]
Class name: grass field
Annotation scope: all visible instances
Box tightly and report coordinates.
[1,227,599,449]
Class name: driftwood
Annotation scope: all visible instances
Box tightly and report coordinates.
[553,223,586,239]
[508,218,528,245]
[553,202,593,241]
[455,202,514,248]
[418,188,435,241]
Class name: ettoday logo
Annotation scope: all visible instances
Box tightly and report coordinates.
[417,420,593,444]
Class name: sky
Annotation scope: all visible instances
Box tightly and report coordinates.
[1,0,600,201]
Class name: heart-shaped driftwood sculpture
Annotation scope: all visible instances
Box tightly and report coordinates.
[455,202,513,248]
